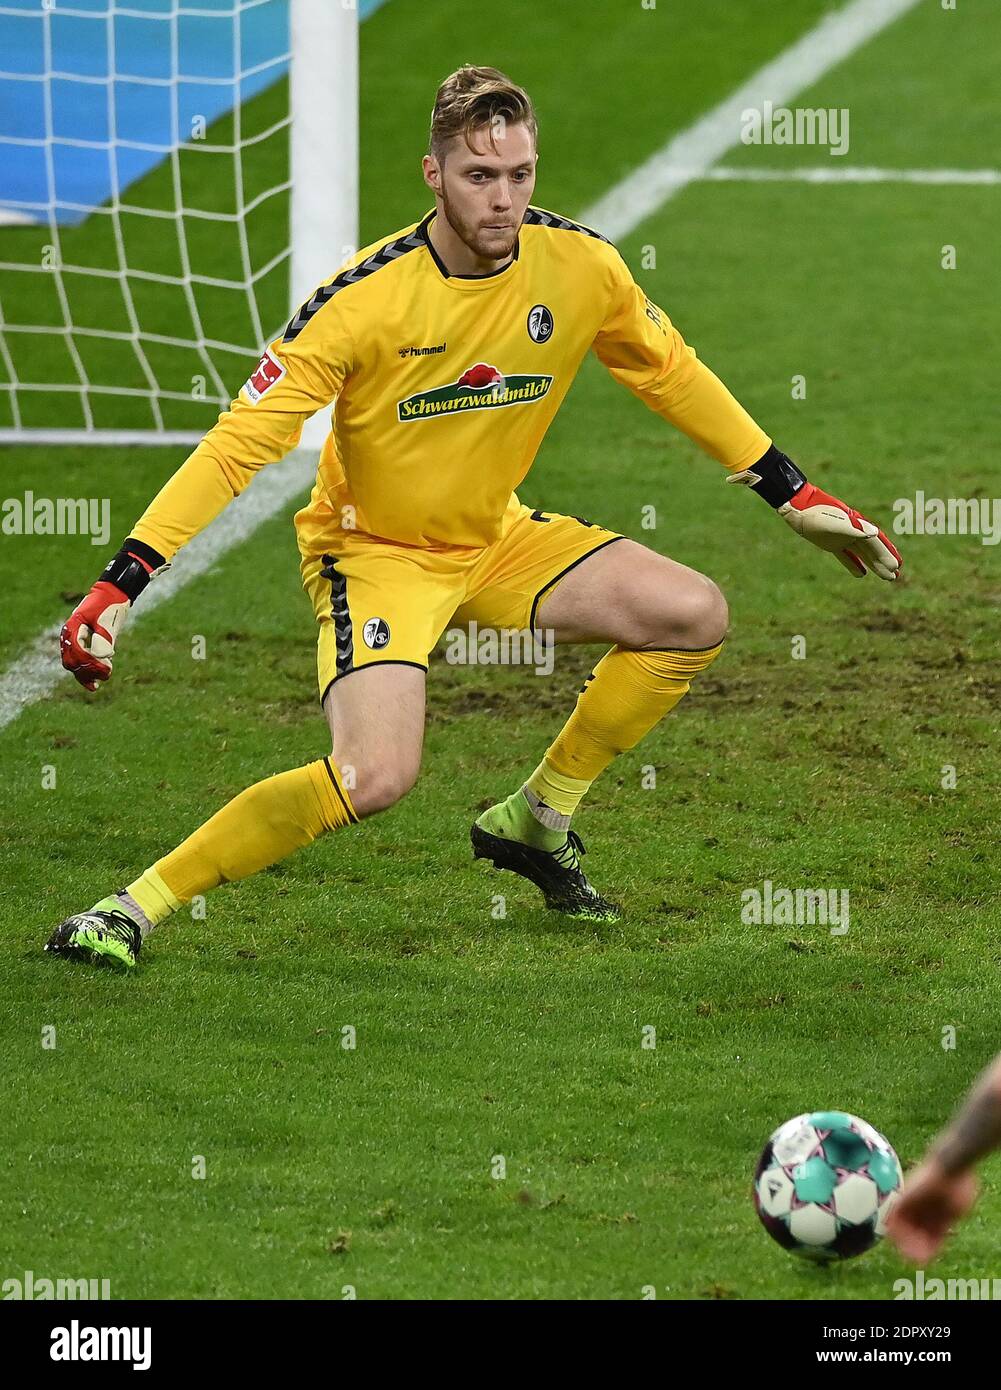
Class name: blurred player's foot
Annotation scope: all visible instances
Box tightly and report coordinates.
[471,795,621,921]
[44,895,144,970]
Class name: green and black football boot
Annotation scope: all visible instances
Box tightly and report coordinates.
[471,800,621,922]
[44,895,143,970]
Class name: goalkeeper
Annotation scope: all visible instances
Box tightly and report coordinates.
[47,66,901,969]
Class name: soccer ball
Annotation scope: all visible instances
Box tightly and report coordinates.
[753,1110,902,1261]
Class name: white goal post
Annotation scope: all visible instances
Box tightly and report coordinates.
[0,0,357,448]
[291,0,357,451]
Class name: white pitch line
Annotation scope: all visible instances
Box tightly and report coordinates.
[704,165,1001,186]
[0,0,924,732]
[0,448,317,732]
[0,209,39,227]
[581,0,923,240]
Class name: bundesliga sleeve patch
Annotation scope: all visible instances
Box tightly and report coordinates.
[242,346,286,403]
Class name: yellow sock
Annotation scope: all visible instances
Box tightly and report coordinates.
[524,763,592,821]
[126,866,183,928]
[129,757,357,920]
[539,642,724,809]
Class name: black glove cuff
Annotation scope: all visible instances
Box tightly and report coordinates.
[747,446,808,508]
[98,537,167,602]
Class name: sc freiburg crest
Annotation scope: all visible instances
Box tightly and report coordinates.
[527,304,554,343]
[363,617,391,650]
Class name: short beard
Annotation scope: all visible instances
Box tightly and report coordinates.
[440,185,518,261]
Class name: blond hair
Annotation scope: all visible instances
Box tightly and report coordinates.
[429,65,537,161]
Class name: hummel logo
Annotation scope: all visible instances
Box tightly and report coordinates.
[398,342,447,358]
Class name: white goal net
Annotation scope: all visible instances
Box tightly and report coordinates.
[0,0,356,446]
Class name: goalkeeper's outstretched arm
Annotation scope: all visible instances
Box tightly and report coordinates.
[59,296,350,691]
[592,248,901,582]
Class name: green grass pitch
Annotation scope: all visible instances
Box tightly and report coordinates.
[1,0,999,1299]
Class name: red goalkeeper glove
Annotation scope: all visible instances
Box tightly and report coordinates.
[729,446,902,581]
[59,538,167,691]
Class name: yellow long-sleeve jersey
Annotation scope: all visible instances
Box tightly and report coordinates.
[130,205,771,559]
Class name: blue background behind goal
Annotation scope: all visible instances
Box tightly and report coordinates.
[0,0,386,226]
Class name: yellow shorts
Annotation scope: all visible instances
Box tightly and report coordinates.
[296,493,624,705]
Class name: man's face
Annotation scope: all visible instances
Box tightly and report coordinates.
[424,120,537,260]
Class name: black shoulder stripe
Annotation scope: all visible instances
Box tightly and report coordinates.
[522,206,610,243]
[283,226,426,342]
